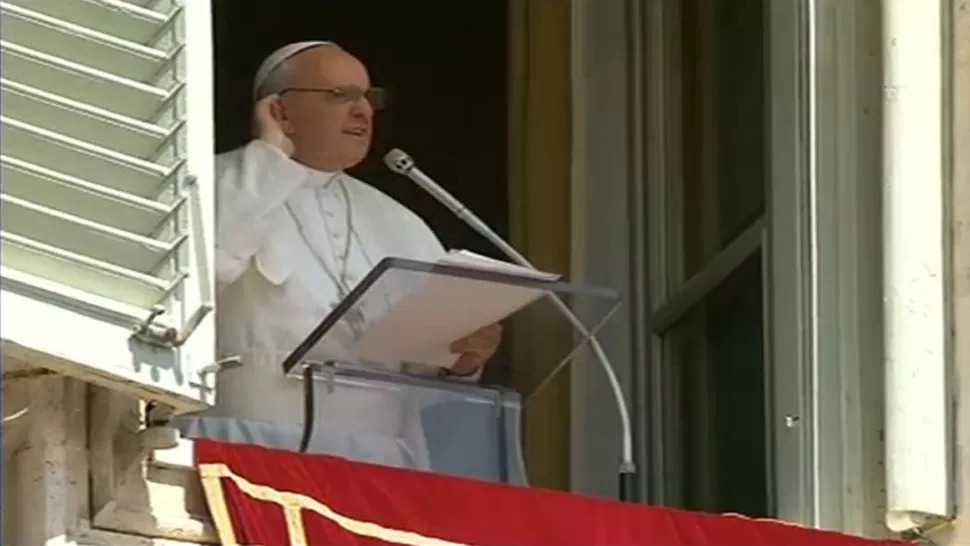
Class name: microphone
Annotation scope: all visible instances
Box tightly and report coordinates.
[384,148,637,502]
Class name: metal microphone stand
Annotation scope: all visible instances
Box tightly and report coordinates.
[385,150,637,501]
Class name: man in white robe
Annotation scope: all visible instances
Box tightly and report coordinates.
[211,42,501,469]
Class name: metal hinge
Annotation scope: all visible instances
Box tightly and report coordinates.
[131,303,214,348]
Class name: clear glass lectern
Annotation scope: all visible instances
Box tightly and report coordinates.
[277,257,621,484]
[176,256,620,486]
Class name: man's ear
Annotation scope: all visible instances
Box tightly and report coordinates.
[268,96,295,134]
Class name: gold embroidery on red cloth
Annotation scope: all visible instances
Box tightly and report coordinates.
[199,464,241,546]
[198,463,474,546]
[284,504,309,546]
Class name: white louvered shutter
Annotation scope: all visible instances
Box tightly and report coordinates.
[0,0,217,413]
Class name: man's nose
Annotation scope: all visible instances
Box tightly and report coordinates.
[350,96,373,118]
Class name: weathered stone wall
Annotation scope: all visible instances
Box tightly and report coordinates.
[2,372,215,546]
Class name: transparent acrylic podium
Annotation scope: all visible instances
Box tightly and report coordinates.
[180,257,620,486]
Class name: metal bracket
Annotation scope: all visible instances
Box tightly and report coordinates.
[131,305,178,347]
[198,355,244,378]
[173,303,214,345]
[131,303,214,349]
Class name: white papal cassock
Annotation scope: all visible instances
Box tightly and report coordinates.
[210,140,455,469]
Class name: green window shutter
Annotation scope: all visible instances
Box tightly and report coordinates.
[1,0,217,414]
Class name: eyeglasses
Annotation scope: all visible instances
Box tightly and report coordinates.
[280,86,388,111]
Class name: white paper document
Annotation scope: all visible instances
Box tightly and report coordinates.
[353,251,561,369]
[437,250,560,282]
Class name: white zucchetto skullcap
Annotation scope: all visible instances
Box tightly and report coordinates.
[252,41,338,100]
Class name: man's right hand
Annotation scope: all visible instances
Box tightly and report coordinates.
[253,94,294,157]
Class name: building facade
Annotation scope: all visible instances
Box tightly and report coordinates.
[1,0,967,544]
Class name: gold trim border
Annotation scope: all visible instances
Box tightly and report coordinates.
[198,462,473,546]
[199,463,240,546]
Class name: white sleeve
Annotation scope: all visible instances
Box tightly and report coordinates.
[405,212,448,263]
[215,141,308,289]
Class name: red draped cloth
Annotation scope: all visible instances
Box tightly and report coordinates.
[196,440,908,546]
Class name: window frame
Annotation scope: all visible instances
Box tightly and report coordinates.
[639,0,886,534]
[641,0,770,511]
